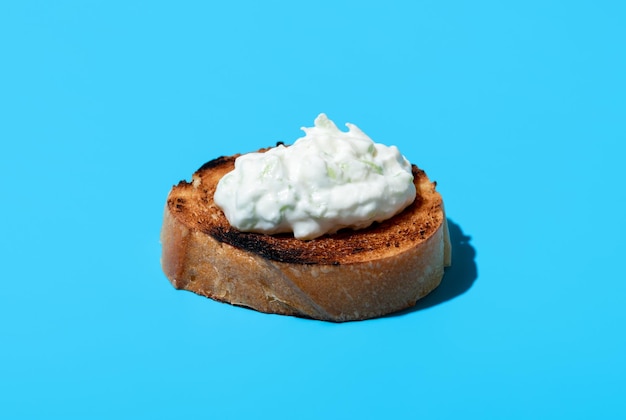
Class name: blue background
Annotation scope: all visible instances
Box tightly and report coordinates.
[1,1,625,419]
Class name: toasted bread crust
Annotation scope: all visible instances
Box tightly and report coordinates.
[161,151,450,321]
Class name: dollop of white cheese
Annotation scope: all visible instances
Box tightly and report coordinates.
[213,114,416,240]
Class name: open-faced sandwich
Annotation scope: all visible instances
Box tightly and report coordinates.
[161,114,450,321]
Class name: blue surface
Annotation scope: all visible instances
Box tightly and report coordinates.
[1,1,625,419]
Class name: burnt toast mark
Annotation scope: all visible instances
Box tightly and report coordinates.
[197,155,235,172]
[168,197,187,212]
[209,227,339,265]
[197,145,278,173]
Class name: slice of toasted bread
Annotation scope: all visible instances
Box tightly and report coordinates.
[160,150,451,322]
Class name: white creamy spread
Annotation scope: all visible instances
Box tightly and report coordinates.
[213,114,416,240]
